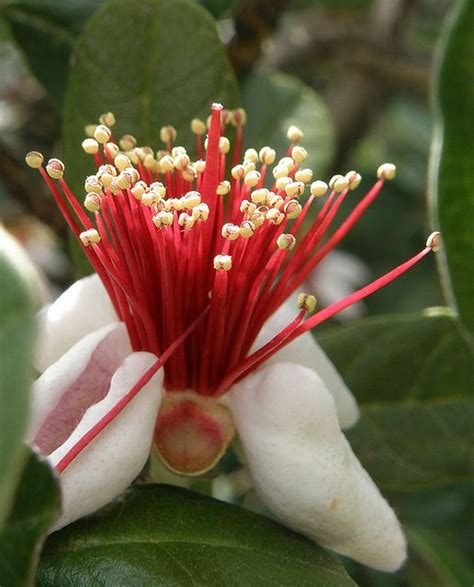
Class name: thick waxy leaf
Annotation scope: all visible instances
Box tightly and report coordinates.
[37,484,356,586]
[317,308,473,405]
[0,450,60,587]
[318,309,474,489]
[2,0,102,107]
[429,0,474,342]
[0,235,36,526]
[242,71,335,176]
[63,0,239,192]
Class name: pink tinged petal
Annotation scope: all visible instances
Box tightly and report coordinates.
[224,362,407,573]
[253,299,359,429]
[49,352,163,530]
[29,322,131,447]
[36,273,117,372]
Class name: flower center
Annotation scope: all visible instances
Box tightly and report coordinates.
[154,391,234,476]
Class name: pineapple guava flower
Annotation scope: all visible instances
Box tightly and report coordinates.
[26,104,441,571]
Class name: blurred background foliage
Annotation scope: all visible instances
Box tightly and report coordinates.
[0,0,472,585]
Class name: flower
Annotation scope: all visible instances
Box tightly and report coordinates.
[26,104,441,571]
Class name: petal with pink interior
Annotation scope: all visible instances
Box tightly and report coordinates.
[29,322,131,450]
[50,352,163,530]
[36,273,117,372]
[224,362,407,573]
[252,299,359,429]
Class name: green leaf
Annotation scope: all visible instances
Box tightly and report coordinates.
[1,0,103,108]
[0,232,36,526]
[37,484,356,586]
[429,0,474,343]
[0,449,60,587]
[63,0,239,193]
[242,71,335,177]
[405,525,474,587]
[347,398,474,491]
[318,309,474,490]
[317,308,474,405]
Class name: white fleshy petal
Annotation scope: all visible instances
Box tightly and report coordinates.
[36,274,117,372]
[50,352,163,530]
[253,299,359,429]
[224,362,407,572]
[29,322,131,444]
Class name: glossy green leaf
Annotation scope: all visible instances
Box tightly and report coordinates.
[37,484,356,586]
[63,0,239,193]
[0,450,60,587]
[318,309,474,490]
[1,0,103,108]
[0,233,36,526]
[429,0,474,343]
[242,71,335,177]
[317,308,474,405]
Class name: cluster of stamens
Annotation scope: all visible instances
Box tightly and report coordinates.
[26,103,440,397]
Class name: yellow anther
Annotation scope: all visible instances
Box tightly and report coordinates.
[284,199,302,219]
[25,151,44,169]
[267,209,285,225]
[183,191,201,208]
[191,118,207,135]
[153,211,174,228]
[80,229,101,246]
[231,108,247,127]
[287,125,304,143]
[105,142,120,158]
[182,165,196,182]
[268,193,284,209]
[285,181,305,198]
[46,158,65,180]
[244,170,260,188]
[240,200,257,215]
[345,170,362,190]
[259,146,276,165]
[250,188,268,205]
[84,193,102,213]
[127,149,140,165]
[174,153,191,170]
[276,176,292,191]
[156,149,168,161]
[119,134,137,151]
[310,180,328,197]
[244,148,258,163]
[178,212,196,229]
[131,181,147,200]
[94,124,112,144]
[277,233,296,250]
[239,220,256,238]
[297,293,317,313]
[217,181,231,195]
[219,137,231,154]
[143,153,156,170]
[160,155,174,173]
[279,156,294,170]
[194,160,206,174]
[171,146,187,157]
[231,164,245,180]
[243,160,256,174]
[214,254,232,271]
[221,223,240,240]
[249,211,265,227]
[114,154,131,171]
[141,191,157,207]
[108,178,121,195]
[273,164,290,179]
[426,231,442,252]
[291,145,308,163]
[82,138,99,155]
[295,168,313,183]
[377,163,397,181]
[116,172,133,190]
[160,125,177,143]
[84,124,97,138]
[329,174,349,193]
[99,112,116,127]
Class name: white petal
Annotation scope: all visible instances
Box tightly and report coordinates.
[224,362,407,572]
[29,322,131,445]
[50,352,163,530]
[36,273,117,372]
[253,299,359,429]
